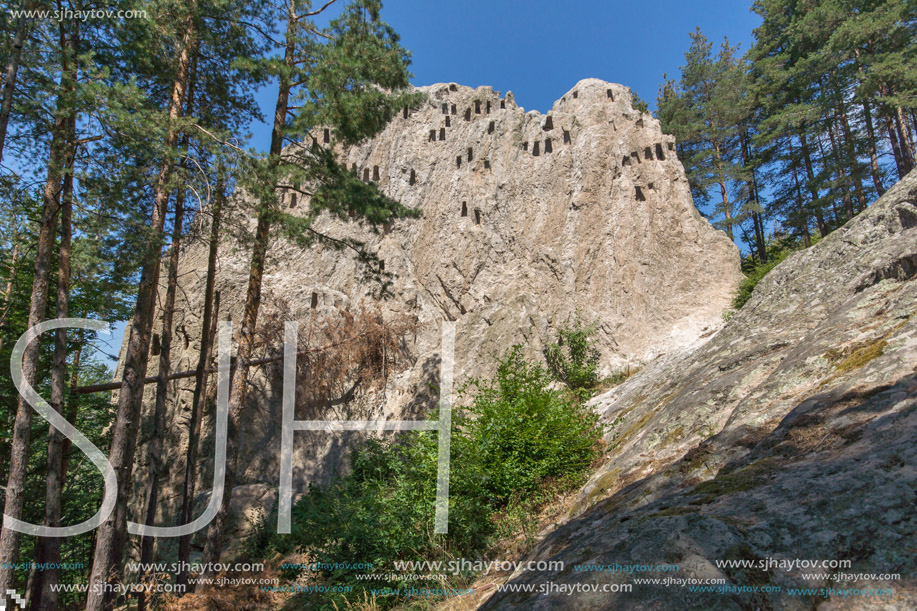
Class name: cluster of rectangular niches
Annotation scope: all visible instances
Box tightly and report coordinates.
[622,142,674,167]
[279,185,302,208]
[460,201,482,225]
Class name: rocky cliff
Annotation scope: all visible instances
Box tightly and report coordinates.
[481,170,917,610]
[125,78,741,557]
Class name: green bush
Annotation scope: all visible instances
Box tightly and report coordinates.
[269,344,603,608]
[462,345,602,502]
[544,315,601,392]
[277,430,491,606]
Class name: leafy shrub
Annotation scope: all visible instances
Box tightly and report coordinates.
[462,345,602,502]
[544,315,601,391]
[271,344,603,608]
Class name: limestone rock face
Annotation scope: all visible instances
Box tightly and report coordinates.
[126,78,740,555]
[482,170,917,610]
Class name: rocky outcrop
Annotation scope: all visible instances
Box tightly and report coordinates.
[482,170,917,610]
[125,79,740,557]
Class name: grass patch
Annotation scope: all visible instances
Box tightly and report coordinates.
[834,339,886,372]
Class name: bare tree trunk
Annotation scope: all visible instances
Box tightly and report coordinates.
[0,130,63,593]
[852,50,885,199]
[710,136,733,241]
[739,128,766,260]
[0,0,34,163]
[201,0,297,573]
[28,15,81,603]
[137,56,196,603]
[788,137,812,247]
[85,9,196,609]
[826,115,855,221]
[838,112,866,211]
[894,104,915,174]
[136,182,186,611]
[0,103,66,605]
[880,98,907,179]
[798,128,828,237]
[861,101,885,197]
[29,131,76,611]
[175,174,224,589]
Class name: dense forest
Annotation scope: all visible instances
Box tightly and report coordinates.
[0,0,914,609]
[657,0,916,269]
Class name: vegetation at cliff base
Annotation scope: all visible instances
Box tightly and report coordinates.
[260,344,603,609]
[732,234,805,309]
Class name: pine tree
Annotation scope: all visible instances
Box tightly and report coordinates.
[199,0,422,572]
[0,10,79,599]
[657,29,749,240]
[84,0,269,603]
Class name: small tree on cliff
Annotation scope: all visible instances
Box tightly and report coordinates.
[545,314,601,393]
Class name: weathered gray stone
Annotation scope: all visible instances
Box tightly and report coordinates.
[481,170,917,610]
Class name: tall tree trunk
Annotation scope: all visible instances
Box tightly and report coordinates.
[136,54,196,602]
[798,129,828,237]
[29,16,80,605]
[739,128,766,260]
[85,9,196,609]
[0,0,34,162]
[829,72,866,214]
[910,108,917,151]
[29,128,77,611]
[0,23,73,598]
[201,0,297,573]
[136,184,187,611]
[883,112,906,179]
[852,50,885,198]
[751,211,765,260]
[877,82,908,179]
[788,137,812,247]
[826,116,855,221]
[710,136,734,240]
[176,174,224,589]
[837,107,866,211]
[813,131,843,226]
[894,104,915,174]
[861,101,885,197]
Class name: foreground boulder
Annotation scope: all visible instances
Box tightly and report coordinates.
[483,171,917,610]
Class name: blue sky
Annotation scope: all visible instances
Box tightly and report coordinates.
[247,0,762,150]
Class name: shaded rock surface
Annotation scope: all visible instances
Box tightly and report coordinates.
[481,170,917,610]
[121,79,740,559]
